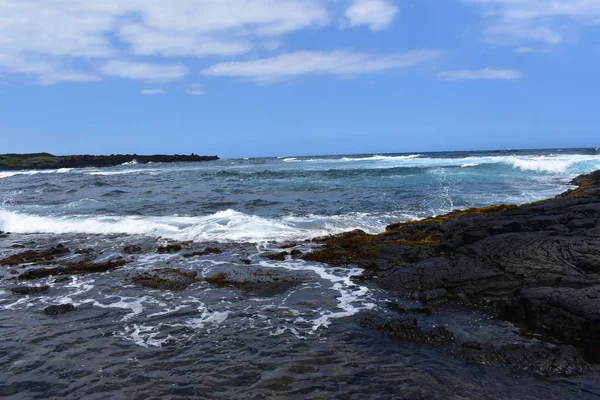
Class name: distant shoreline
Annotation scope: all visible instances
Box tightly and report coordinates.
[0,153,219,171]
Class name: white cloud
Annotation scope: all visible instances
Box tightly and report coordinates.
[514,47,551,53]
[437,67,523,81]
[0,53,100,84]
[101,60,189,82]
[201,50,440,83]
[345,0,400,31]
[186,84,206,95]
[467,0,600,45]
[141,89,166,95]
[0,0,330,84]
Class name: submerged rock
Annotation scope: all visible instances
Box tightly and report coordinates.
[304,170,600,362]
[205,268,305,296]
[132,268,198,290]
[44,303,76,315]
[1,244,70,266]
[10,285,50,295]
[182,247,223,258]
[359,313,453,345]
[264,252,289,261]
[123,245,143,254]
[157,242,192,253]
[18,259,127,280]
[454,341,591,377]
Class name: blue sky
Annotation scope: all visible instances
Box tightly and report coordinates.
[0,0,599,158]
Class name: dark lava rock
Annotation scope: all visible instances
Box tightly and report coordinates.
[386,302,432,315]
[132,268,198,290]
[10,285,50,295]
[454,341,590,377]
[278,243,298,249]
[1,244,70,266]
[0,153,219,171]
[359,313,453,345]
[240,259,252,265]
[18,259,127,280]
[304,170,600,362]
[182,247,223,258]
[157,242,192,253]
[205,268,304,297]
[264,252,289,261]
[123,245,143,254]
[290,249,303,257]
[44,303,76,316]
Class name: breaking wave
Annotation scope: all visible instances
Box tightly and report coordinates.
[0,209,410,243]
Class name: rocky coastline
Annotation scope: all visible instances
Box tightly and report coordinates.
[302,170,600,368]
[2,170,599,379]
[0,153,219,170]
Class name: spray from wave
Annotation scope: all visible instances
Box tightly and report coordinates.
[0,209,410,243]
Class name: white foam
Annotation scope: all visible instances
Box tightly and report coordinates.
[0,168,72,179]
[257,259,375,331]
[116,324,173,348]
[279,153,600,174]
[88,168,161,176]
[0,209,401,243]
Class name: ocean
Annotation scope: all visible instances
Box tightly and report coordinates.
[1,148,600,399]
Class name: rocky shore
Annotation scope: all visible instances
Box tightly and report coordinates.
[0,153,219,170]
[302,170,600,366]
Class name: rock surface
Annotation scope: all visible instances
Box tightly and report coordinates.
[304,170,600,362]
[43,303,76,315]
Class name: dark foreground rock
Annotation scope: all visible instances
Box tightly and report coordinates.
[44,303,76,315]
[0,153,219,171]
[304,170,600,363]
[453,341,591,377]
[359,313,453,345]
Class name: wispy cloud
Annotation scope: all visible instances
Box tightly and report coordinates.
[201,50,440,84]
[345,0,400,31]
[141,89,166,95]
[101,61,189,82]
[514,47,551,54]
[0,0,330,84]
[437,67,523,81]
[186,84,206,95]
[466,0,600,46]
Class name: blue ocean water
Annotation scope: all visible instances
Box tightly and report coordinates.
[1,148,600,241]
[1,148,600,399]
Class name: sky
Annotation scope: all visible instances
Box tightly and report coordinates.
[0,0,599,158]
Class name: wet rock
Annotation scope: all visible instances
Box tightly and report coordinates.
[18,259,127,280]
[74,248,95,255]
[44,303,76,316]
[305,170,600,361]
[123,245,143,254]
[454,341,590,377]
[290,249,303,257]
[156,242,192,253]
[264,252,289,261]
[10,285,50,295]
[240,259,252,265]
[386,302,432,315]
[1,244,70,266]
[205,268,305,296]
[182,247,223,258]
[132,268,198,290]
[279,243,298,249]
[359,313,453,345]
[10,244,25,249]
[418,288,448,303]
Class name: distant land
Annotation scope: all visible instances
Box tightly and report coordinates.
[0,153,220,171]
